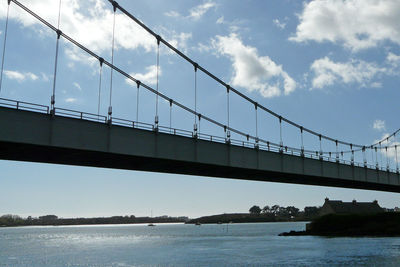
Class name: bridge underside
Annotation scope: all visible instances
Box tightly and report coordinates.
[1,107,399,193]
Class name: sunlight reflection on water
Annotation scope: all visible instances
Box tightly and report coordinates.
[1,222,400,266]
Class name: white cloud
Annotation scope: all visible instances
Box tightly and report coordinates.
[165,2,216,21]
[386,52,400,67]
[216,16,224,24]
[166,32,192,53]
[4,70,38,82]
[126,65,161,86]
[310,57,385,89]
[4,71,25,82]
[229,25,241,33]
[26,72,39,81]
[0,0,151,66]
[290,0,400,51]
[189,1,216,20]
[196,42,212,53]
[370,82,382,88]
[0,0,190,62]
[65,97,77,103]
[64,46,97,69]
[211,33,296,98]
[273,19,286,30]
[373,120,386,131]
[164,11,180,18]
[41,72,50,82]
[73,82,82,90]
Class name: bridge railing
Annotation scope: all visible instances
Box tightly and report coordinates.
[54,107,107,123]
[112,117,154,131]
[0,98,49,114]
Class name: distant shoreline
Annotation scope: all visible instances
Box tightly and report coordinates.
[0,222,186,228]
[186,213,311,224]
[0,221,307,228]
[0,215,188,227]
[0,211,319,227]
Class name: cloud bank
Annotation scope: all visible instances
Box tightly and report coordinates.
[291,0,400,51]
[212,33,296,98]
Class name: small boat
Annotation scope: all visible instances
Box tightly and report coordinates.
[148,210,155,226]
[195,222,201,226]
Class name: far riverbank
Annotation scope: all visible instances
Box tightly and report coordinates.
[186,213,311,224]
[0,215,188,227]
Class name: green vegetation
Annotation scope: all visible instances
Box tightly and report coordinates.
[249,205,262,214]
[0,215,25,227]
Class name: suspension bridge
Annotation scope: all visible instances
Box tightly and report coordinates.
[0,0,399,192]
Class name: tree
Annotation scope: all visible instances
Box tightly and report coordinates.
[262,205,271,214]
[278,206,289,217]
[304,206,320,218]
[286,206,300,217]
[271,205,280,215]
[249,205,262,214]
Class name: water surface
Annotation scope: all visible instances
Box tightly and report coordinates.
[1,222,400,266]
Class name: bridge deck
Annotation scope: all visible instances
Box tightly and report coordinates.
[0,106,399,192]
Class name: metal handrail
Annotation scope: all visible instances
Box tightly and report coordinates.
[0,97,49,113]
[55,107,107,123]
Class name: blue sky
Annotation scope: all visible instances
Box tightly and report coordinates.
[0,0,399,218]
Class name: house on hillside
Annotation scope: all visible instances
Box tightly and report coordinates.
[320,198,384,216]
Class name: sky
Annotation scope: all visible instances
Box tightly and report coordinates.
[0,0,399,218]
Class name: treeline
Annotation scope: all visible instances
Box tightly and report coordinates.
[249,205,321,220]
[0,214,189,227]
[187,205,322,224]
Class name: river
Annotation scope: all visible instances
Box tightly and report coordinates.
[1,222,400,266]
